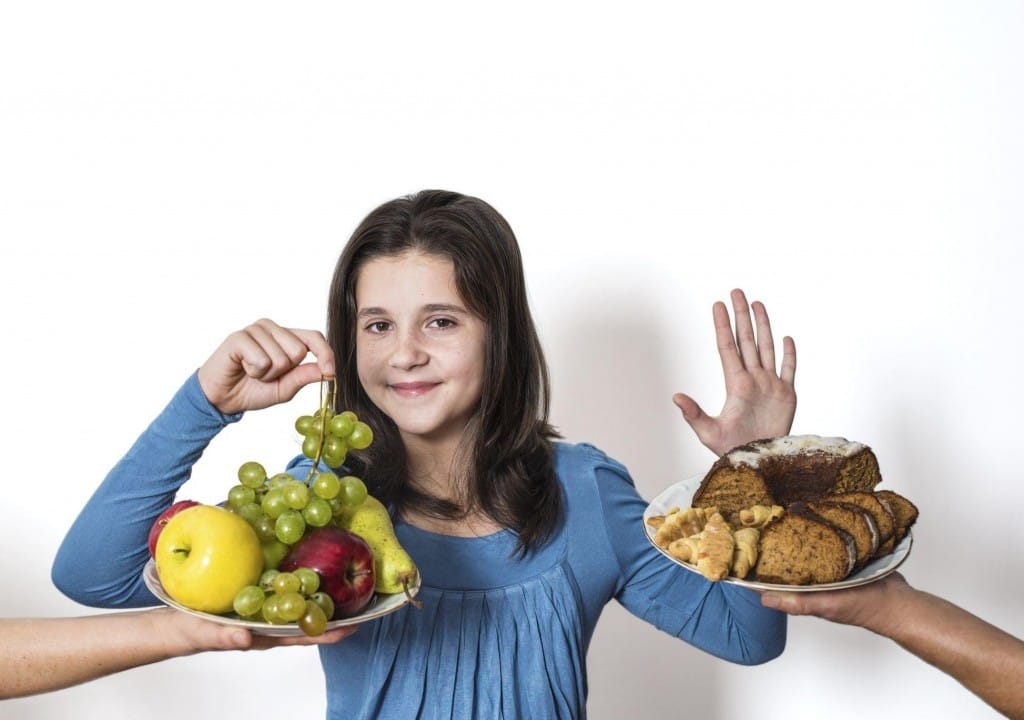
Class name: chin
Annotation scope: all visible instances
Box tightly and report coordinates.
[371,394,476,443]
[394,416,470,444]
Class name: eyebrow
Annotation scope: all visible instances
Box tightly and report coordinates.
[356,303,470,318]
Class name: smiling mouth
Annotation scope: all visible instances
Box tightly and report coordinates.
[389,382,439,398]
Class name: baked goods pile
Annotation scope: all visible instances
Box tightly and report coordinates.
[647,435,918,585]
[648,504,782,581]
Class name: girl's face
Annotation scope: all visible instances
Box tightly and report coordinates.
[354,250,486,448]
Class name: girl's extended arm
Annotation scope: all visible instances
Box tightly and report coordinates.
[588,451,786,666]
[0,608,355,699]
[761,573,1024,718]
[52,320,336,607]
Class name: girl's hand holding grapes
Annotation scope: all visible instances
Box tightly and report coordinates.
[197,319,336,416]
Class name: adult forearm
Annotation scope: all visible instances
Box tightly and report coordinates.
[0,610,204,699]
[0,607,355,699]
[872,588,1024,718]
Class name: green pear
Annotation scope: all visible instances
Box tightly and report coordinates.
[339,495,419,595]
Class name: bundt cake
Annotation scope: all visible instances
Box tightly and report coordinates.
[683,435,918,585]
[692,435,882,516]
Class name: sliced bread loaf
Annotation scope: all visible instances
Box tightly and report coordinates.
[753,507,857,585]
[804,500,880,571]
[828,491,897,556]
[874,489,919,544]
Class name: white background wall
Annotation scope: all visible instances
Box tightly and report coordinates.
[2,2,1021,718]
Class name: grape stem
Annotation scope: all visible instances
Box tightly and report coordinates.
[304,376,338,485]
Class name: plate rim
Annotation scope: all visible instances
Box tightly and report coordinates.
[143,558,421,635]
[644,474,913,593]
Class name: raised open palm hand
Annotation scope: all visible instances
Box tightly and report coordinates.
[673,289,797,457]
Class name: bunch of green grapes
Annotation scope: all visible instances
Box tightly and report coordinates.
[222,384,374,634]
[227,460,369,570]
[294,408,373,469]
[232,568,335,636]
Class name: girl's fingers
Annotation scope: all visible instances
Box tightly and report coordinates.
[223,329,273,380]
[713,301,744,379]
[238,321,335,382]
[780,335,797,385]
[287,327,336,377]
[274,362,331,404]
[238,321,293,380]
[751,301,777,373]
[730,289,762,370]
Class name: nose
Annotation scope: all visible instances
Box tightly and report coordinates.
[389,327,428,370]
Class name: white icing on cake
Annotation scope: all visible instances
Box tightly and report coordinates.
[725,435,865,469]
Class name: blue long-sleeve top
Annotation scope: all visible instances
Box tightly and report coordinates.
[52,373,786,719]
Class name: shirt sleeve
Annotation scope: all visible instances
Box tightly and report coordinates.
[51,372,242,608]
[591,450,787,666]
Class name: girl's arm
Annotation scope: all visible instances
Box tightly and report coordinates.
[584,450,786,666]
[0,608,355,699]
[761,573,1024,718]
[51,372,243,606]
[52,320,336,607]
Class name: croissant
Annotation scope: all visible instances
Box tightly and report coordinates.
[652,514,682,548]
[652,518,676,548]
[653,506,716,548]
[667,536,701,563]
[695,512,735,581]
[738,505,784,528]
[731,527,760,578]
[653,505,773,582]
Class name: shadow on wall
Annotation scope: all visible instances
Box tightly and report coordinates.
[545,299,698,492]
[546,295,723,719]
[871,375,1022,600]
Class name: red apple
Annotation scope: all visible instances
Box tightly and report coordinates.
[148,500,200,557]
[279,527,375,618]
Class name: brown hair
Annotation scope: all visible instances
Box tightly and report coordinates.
[326,190,561,553]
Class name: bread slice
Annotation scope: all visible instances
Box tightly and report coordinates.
[828,491,897,556]
[875,490,919,543]
[753,508,857,585]
[804,500,880,571]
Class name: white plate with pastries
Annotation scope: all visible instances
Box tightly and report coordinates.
[643,475,913,593]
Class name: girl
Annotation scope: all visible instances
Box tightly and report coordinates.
[53,189,797,719]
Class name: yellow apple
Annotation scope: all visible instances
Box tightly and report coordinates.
[155,504,263,614]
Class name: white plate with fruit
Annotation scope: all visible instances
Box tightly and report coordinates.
[144,382,422,636]
[143,559,421,636]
